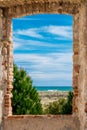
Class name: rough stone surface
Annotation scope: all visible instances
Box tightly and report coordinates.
[0,12,3,130]
[0,9,13,130]
[4,115,80,130]
[0,0,87,130]
[0,0,83,8]
[78,2,87,130]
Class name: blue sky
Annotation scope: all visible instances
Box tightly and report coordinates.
[13,14,73,86]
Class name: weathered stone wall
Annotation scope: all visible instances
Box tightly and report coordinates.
[4,115,80,130]
[5,1,80,18]
[78,2,87,130]
[0,0,82,8]
[0,9,13,130]
[73,13,79,114]
[0,11,3,129]
[0,0,87,130]
[73,1,87,129]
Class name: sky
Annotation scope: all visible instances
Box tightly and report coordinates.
[13,14,73,86]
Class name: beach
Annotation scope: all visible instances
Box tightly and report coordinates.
[38,91,68,109]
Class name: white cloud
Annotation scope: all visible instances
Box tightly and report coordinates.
[13,18,41,21]
[13,36,71,52]
[14,52,72,85]
[14,53,72,65]
[13,42,21,49]
[14,28,43,39]
[30,71,72,80]
[13,24,72,86]
[14,25,72,40]
[42,26,72,40]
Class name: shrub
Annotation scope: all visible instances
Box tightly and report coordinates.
[44,91,73,114]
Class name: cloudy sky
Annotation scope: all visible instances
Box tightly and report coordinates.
[13,14,73,86]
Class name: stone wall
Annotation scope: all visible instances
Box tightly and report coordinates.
[0,9,13,130]
[0,0,82,8]
[4,115,80,130]
[78,2,87,130]
[0,14,3,129]
[0,0,87,130]
[5,1,80,18]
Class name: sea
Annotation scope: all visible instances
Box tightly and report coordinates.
[35,86,73,91]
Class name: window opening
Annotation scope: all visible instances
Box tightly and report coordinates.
[12,14,73,115]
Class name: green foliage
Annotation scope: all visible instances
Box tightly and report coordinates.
[62,91,73,114]
[44,91,73,114]
[44,98,66,114]
[12,64,43,115]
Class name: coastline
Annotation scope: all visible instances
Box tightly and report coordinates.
[38,91,69,109]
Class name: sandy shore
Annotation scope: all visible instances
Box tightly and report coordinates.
[38,91,68,108]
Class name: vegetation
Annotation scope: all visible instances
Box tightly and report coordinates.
[62,91,73,114]
[12,64,43,115]
[12,64,73,115]
[44,91,73,114]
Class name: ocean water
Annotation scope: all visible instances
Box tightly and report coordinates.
[35,86,73,91]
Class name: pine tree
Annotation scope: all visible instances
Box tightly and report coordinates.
[12,64,43,115]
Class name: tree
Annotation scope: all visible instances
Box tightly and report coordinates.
[12,64,43,115]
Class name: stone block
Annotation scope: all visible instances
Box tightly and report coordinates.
[74,64,80,73]
[73,54,79,64]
